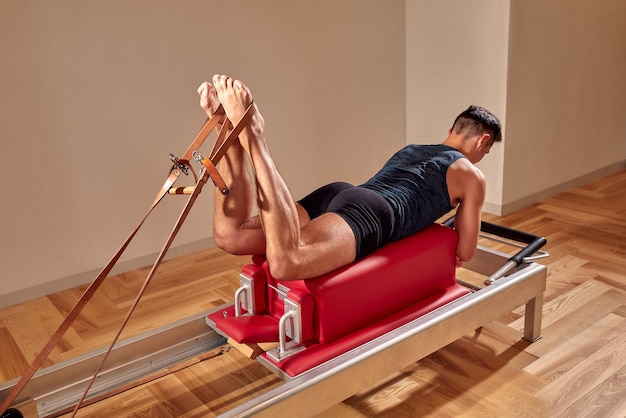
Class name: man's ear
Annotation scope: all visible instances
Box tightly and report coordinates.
[478,133,491,148]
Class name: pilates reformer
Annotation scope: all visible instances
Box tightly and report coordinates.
[201,218,548,417]
[0,104,548,417]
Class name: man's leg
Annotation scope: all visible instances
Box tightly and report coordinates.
[198,82,265,255]
[211,75,357,280]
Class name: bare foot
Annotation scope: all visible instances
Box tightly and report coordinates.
[211,74,265,140]
[197,81,220,118]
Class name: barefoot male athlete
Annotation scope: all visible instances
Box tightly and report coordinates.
[198,75,501,280]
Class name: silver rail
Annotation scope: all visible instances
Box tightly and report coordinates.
[0,311,226,417]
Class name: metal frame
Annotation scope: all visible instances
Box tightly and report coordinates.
[265,297,307,362]
[235,273,256,316]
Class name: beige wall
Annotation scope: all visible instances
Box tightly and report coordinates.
[0,1,406,306]
[504,0,626,211]
[406,0,511,214]
[2,0,624,307]
[407,0,626,214]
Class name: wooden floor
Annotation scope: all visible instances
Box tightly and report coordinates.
[1,169,625,417]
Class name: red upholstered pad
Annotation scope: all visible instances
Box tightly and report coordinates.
[207,305,279,343]
[261,283,471,378]
[265,224,458,344]
[208,223,458,347]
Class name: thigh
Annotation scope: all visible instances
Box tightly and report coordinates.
[296,212,358,277]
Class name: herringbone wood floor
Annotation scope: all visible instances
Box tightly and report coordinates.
[1,169,625,417]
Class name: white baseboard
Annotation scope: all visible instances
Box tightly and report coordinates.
[0,237,216,310]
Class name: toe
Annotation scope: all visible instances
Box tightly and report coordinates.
[212,74,224,89]
[197,82,207,96]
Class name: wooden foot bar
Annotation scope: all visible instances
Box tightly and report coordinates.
[168,186,196,195]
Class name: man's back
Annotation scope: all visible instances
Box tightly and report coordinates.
[360,144,466,241]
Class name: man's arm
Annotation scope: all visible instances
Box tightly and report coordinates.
[453,167,486,266]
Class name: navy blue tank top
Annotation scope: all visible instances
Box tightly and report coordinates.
[359,144,465,241]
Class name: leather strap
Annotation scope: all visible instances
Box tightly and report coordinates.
[0,102,255,415]
[71,166,212,416]
[205,102,256,194]
[210,103,256,163]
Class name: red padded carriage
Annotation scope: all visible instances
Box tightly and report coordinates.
[207,223,471,377]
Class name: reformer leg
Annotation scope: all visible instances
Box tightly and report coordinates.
[523,294,544,342]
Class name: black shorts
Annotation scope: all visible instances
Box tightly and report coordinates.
[298,182,395,260]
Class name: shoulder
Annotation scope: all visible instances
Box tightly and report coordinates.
[450,158,486,184]
[447,159,486,203]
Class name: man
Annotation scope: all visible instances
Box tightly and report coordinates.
[198,75,501,280]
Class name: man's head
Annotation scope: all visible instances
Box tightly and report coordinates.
[448,105,502,163]
[451,105,502,143]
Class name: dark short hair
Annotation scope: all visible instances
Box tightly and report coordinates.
[452,105,502,143]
